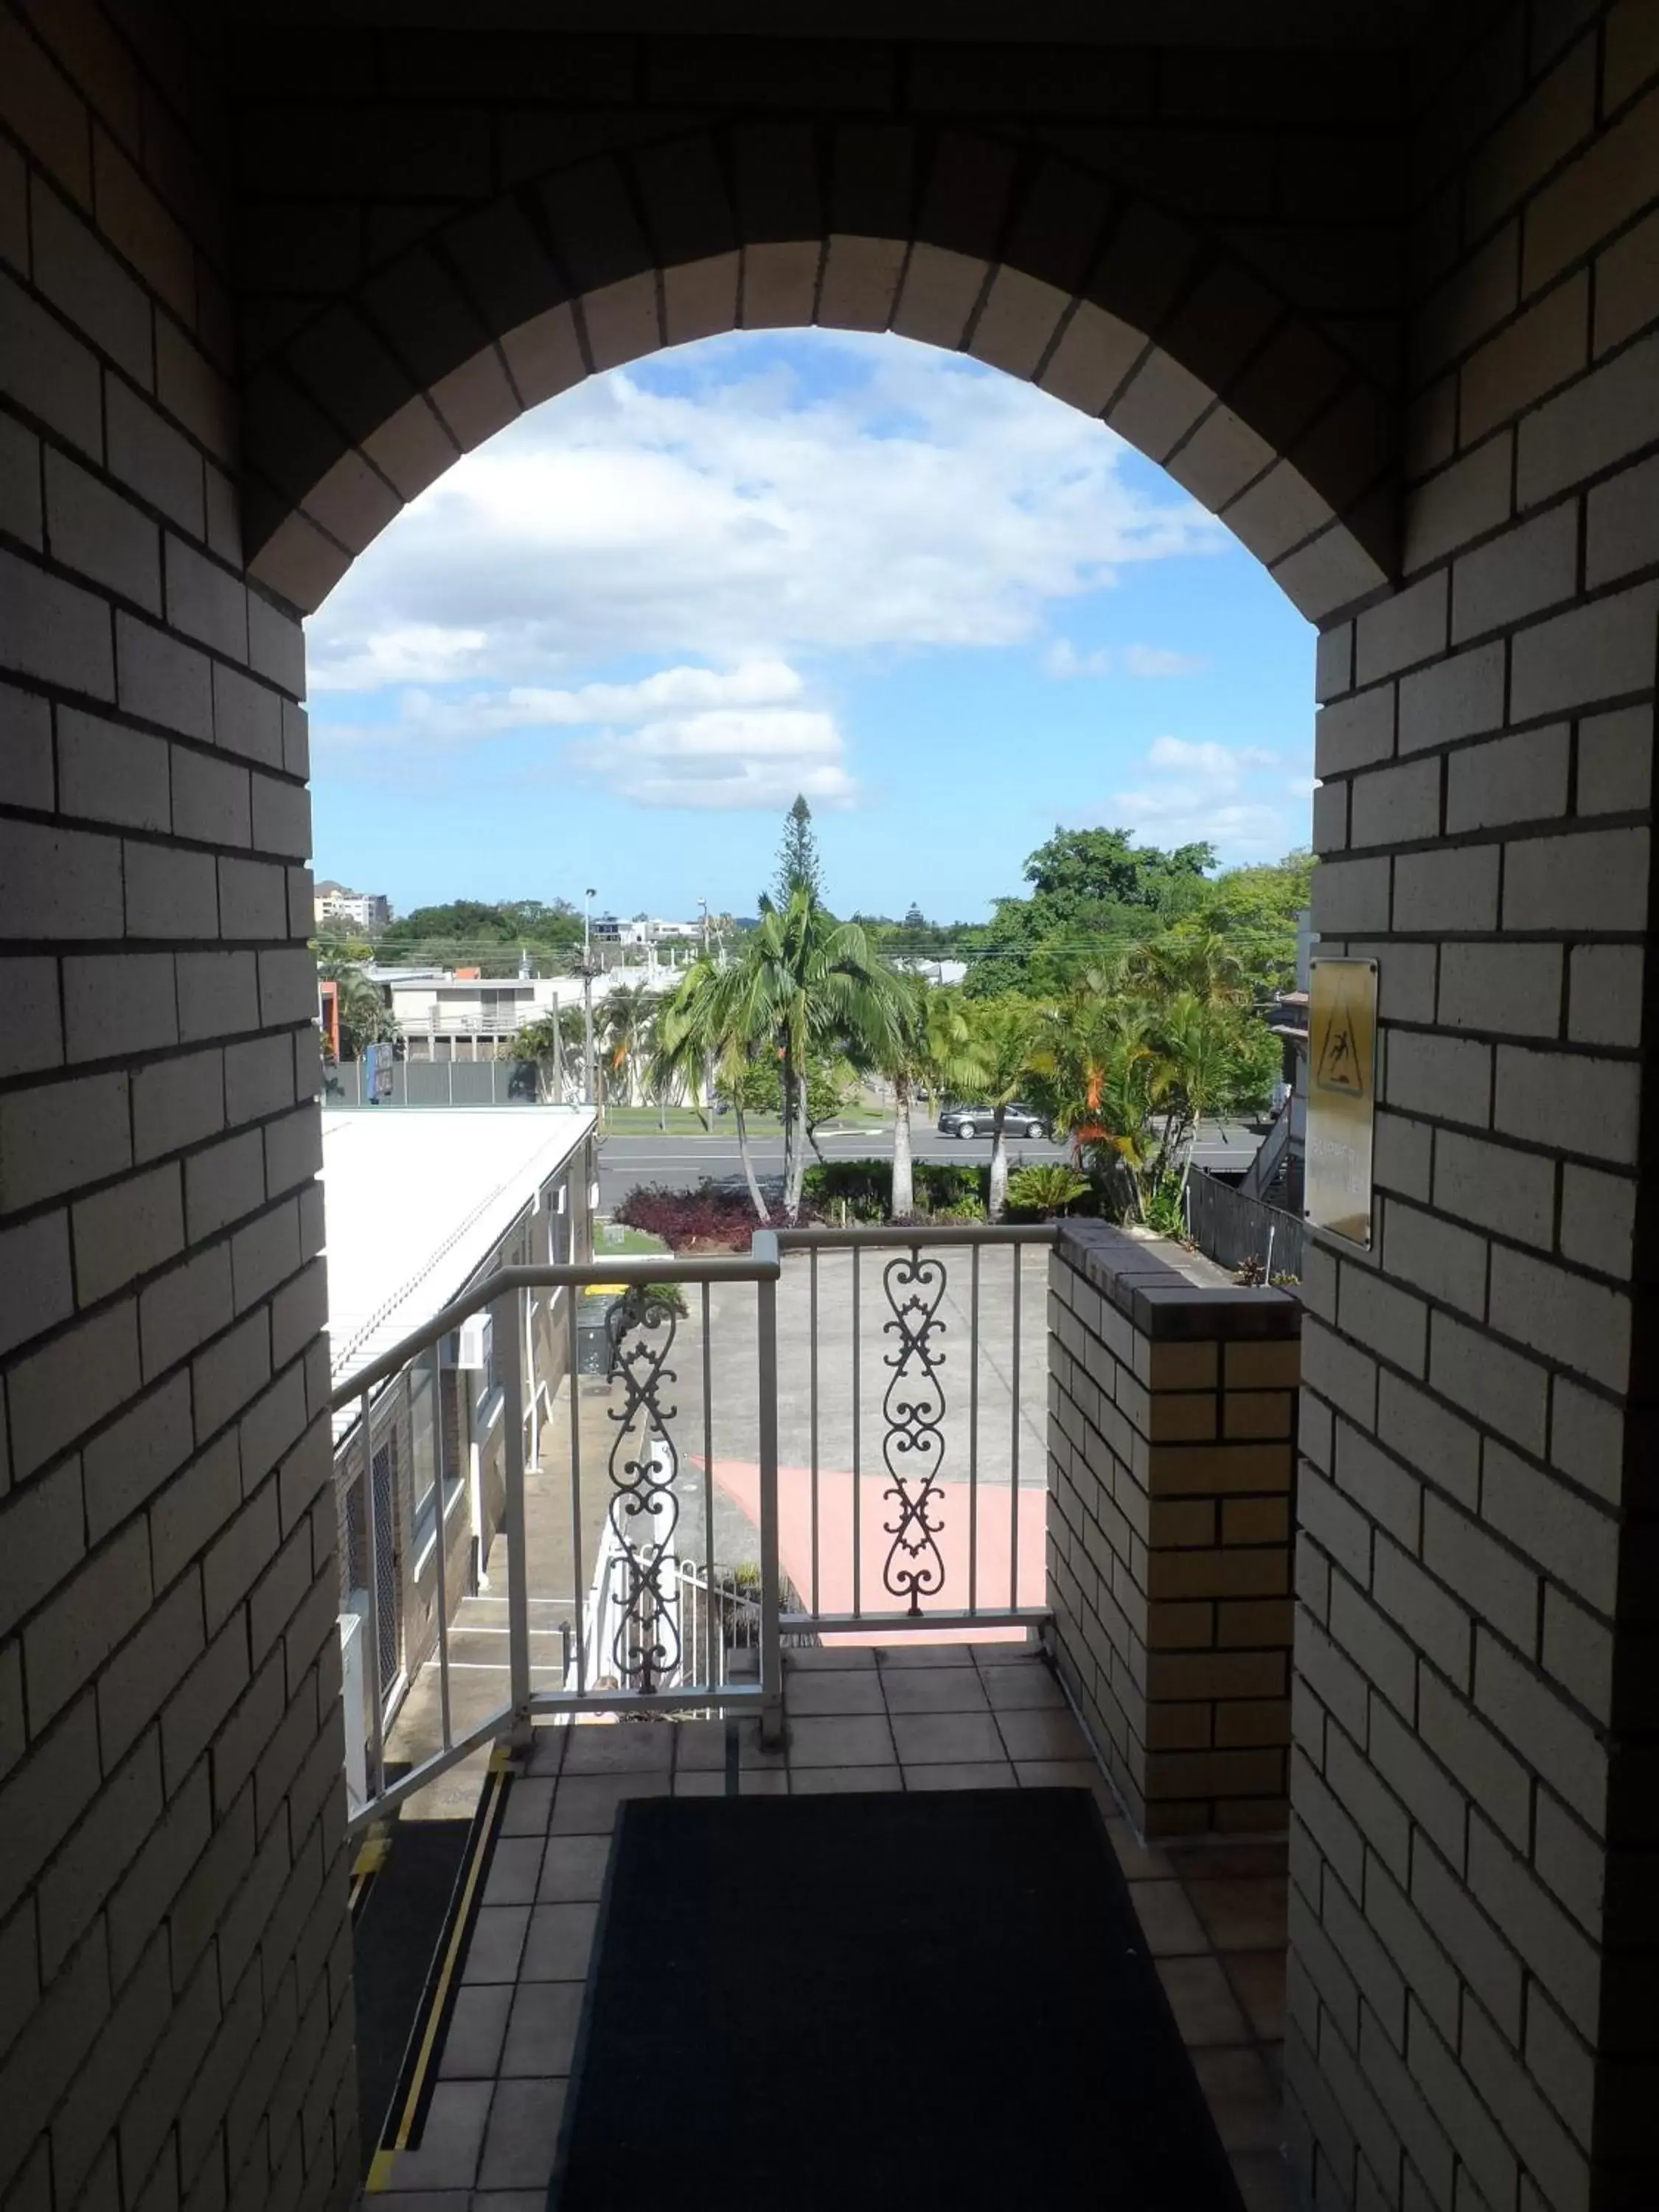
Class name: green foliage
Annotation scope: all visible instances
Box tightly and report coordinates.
[1144,1181,1188,1239]
[773,794,822,907]
[799,1158,987,1220]
[375,898,583,975]
[1004,1164,1091,1217]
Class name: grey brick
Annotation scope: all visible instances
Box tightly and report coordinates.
[224,1034,295,1127]
[63,950,178,1063]
[8,1298,142,1480]
[119,1947,220,2189]
[212,1649,288,1820]
[1335,1423,1422,1551]
[125,841,220,938]
[166,538,247,661]
[1433,1129,1554,1248]
[1300,1465,1374,1584]
[150,1429,242,1591]
[1475,1629,1606,1829]
[1450,499,1577,641]
[204,1484,281,1638]
[1509,580,1659,720]
[1444,725,1571,833]
[1567,945,1643,1049]
[1428,1311,1548,1455]
[1364,1809,1464,2037]
[58,708,171,832]
[0,815,124,939]
[107,378,206,536]
[97,1571,205,1770]
[1495,1043,1640,1161]
[1508,818,1652,933]
[1488,1246,1630,1394]
[1349,757,1441,848]
[1468,1815,1598,2040]
[1381,1029,1490,1127]
[161,1615,252,1797]
[1315,686,1395,776]
[1393,844,1500,931]
[37,1729,164,1978]
[73,1159,186,1304]
[1480,1439,1617,1610]
[1338,1262,1429,1377]
[1302,1317,1379,1430]
[82,1369,192,1543]
[0,1693,102,1922]
[1380,1197,1487,1318]
[1422,1489,1538,1651]
[1372,1537,1471,1691]
[1329,1571,1416,1720]
[1325,1721,1411,1889]
[192,1310,272,1441]
[139,1243,234,1380]
[116,615,213,741]
[0,1904,111,2191]
[212,664,285,768]
[133,1046,224,1161]
[0,681,54,815]
[177,950,260,1043]
[167,1783,254,1992]
[0,546,116,700]
[1460,1997,1588,2212]
[44,449,161,612]
[1411,1834,1523,2039]
[0,266,104,458]
[0,1210,73,1359]
[1576,703,1650,817]
[106,1758,212,1986]
[184,1127,265,1242]
[1558,1161,1634,1279]
[1397,642,1505,754]
[1312,855,1391,933]
[173,747,251,847]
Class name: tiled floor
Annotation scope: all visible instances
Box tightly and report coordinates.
[373,1641,1292,2212]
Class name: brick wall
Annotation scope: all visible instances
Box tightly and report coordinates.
[1046,1222,1300,1839]
[1288,4,1659,2207]
[0,10,355,2212]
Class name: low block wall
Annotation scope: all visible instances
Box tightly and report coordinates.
[1046,1221,1301,1838]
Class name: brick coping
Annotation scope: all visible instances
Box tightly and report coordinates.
[1056,1220,1300,1342]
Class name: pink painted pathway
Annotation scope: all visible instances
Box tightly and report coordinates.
[701,1458,1046,1644]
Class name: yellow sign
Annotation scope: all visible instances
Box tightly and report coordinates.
[1305,958,1377,1248]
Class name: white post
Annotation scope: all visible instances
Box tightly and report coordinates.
[493,1291,533,1750]
[752,1234,784,1747]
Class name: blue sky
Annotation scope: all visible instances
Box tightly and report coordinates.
[306,330,1315,925]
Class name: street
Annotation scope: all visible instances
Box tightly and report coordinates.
[594,1116,1265,1207]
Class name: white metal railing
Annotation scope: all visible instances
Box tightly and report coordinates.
[752,1225,1058,1639]
[330,1253,782,1832]
[331,1225,1057,1834]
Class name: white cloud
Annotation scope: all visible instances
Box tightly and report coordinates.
[1042,639,1208,680]
[1089,735,1301,861]
[305,331,1225,692]
[565,709,855,810]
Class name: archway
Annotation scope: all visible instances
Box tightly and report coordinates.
[236,129,1399,627]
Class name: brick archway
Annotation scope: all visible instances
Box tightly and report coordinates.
[238,127,1398,625]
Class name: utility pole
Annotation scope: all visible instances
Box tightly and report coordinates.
[582,888,597,1109]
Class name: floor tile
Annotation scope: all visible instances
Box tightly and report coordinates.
[560,1720,675,1774]
[789,1764,904,1794]
[900,1761,1016,1790]
[460,1906,529,1986]
[437,1983,512,2079]
[994,1705,1088,1761]
[476,2079,566,2191]
[1123,1879,1210,1956]
[549,1773,670,1833]
[1012,1759,1113,1809]
[386,2081,491,2189]
[524,1728,566,1778]
[673,1770,727,1795]
[1155,1955,1252,2047]
[481,1837,543,1907]
[1186,1877,1289,1954]
[1222,1950,1288,2044]
[537,1835,611,1903]
[787,1714,894,1767]
[784,1645,877,1670]
[1190,2048,1283,2155]
[880,1667,990,1714]
[501,1981,584,2077]
[667,1718,730,1770]
[1104,1818,1173,1882]
[521,1902,599,1980]
[784,1669,887,1715]
[500,1778,554,1836]
[375,2194,474,2212]
[874,1642,976,1666]
[978,1663,1065,1710]
[890,1709,1005,1764]
[474,2196,549,2212]
[739,1767,790,1796]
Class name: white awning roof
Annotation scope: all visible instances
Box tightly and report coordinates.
[321,1107,595,1412]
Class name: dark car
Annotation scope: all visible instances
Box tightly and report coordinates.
[937,1101,1049,1141]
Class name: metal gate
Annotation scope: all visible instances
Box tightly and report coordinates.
[371,1436,401,1697]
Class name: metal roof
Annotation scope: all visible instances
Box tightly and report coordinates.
[321,1107,595,1414]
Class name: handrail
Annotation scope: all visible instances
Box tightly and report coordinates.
[759,1222,1061,1253]
[328,1252,781,1411]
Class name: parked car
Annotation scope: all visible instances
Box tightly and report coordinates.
[937,1101,1050,1140]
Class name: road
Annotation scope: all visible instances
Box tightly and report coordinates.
[594,1116,1265,1207]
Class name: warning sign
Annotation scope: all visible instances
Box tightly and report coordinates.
[1306,958,1377,1248]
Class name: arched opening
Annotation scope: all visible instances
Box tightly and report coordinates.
[235,129,1400,627]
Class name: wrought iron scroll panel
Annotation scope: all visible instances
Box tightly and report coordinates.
[881,1248,950,1615]
[604,1287,683,1690]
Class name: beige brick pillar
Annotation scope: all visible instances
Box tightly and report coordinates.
[1046,1223,1300,1838]
[1288,5,1659,2208]
[0,10,355,2212]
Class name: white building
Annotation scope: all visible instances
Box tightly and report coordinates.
[315,880,392,931]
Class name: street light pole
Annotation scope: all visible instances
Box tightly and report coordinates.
[582,888,597,1110]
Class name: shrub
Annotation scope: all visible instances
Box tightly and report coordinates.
[801,1159,890,1220]
[612,1181,811,1249]
[931,1195,989,1222]
[1004,1164,1090,1218]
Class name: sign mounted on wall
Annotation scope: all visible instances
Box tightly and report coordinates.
[1305,957,1378,1248]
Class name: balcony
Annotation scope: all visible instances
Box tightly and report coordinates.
[337,1223,1298,2208]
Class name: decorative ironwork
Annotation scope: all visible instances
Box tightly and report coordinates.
[880,1249,949,1614]
[603,1287,683,1690]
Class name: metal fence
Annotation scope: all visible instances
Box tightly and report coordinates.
[324,1057,543,1108]
[1185,1171,1306,1281]
[754,1225,1058,1640]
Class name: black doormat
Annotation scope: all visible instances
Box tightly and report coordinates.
[352,1815,473,2168]
[551,1789,1245,2211]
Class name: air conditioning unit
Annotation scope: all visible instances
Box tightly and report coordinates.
[443,1313,492,1371]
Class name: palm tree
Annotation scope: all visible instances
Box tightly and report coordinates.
[311,927,375,981]
[654,961,771,1221]
[960,998,1046,1222]
[877,980,976,1222]
[1032,988,1172,1222]
[599,982,659,1107]
[335,968,400,1060]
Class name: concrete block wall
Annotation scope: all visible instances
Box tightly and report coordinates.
[0,10,355,2212]
[1290,4,1659,2208]
[1046,1222,1300,1840]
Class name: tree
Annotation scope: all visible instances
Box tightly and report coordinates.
[599,982,659,1107]
[335,969,400,1060]
[876,979,975,1222]
[653,962,771,1221]
[960,998,1046,1222]
[311,927,374,980]
[773,794,822,908]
